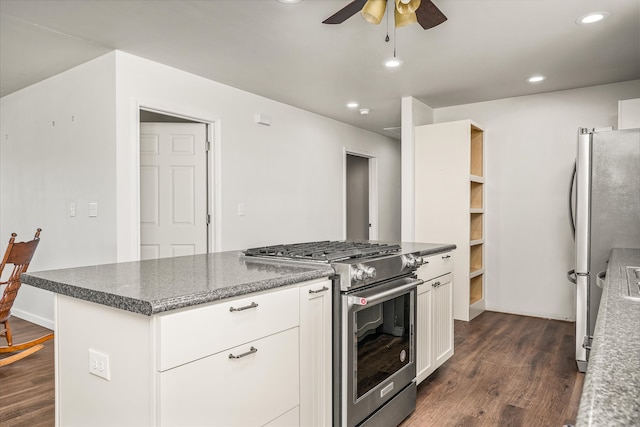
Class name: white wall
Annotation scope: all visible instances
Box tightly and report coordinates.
[0,53,117,328]
[114,52,400,259]
[401,96,434,241]
[1,51,401,326]
[619,98,640,129]
[433,80,640,320]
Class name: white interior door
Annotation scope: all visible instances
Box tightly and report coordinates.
[140,122,208,260]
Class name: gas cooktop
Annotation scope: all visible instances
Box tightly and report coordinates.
[243,240,402,263]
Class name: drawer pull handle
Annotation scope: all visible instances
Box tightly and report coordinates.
[432,281,441,288]
[309,286,329,294]
[442,255,451,259]
[229,346,258,359]
[229,302,259,312]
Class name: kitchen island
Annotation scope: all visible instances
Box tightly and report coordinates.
[576,248,640,426]
[21,242,455,427]
[21,251,335,427]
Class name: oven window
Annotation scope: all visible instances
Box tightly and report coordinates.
[355,292,412,399]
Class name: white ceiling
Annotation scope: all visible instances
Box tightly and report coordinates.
[1,0,638,138]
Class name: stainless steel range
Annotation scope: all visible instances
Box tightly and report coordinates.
[243,240,429,427]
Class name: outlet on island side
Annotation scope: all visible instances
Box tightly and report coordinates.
[88,349,111,380]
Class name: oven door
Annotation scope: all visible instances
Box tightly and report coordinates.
[342,276,421,427]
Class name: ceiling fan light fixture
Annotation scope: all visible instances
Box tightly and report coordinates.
[395,8,417,27]
[384,57,403,68]
[361,0,387,25]
[395,0,421,15]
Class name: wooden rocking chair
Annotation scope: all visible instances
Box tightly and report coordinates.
[0,228,52,367]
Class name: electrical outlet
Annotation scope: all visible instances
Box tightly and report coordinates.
[88,349,111,380]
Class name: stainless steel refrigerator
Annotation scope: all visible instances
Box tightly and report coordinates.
[568,127,640,372]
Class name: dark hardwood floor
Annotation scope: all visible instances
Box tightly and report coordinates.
[402,311,584,427]
[0,312,583,427]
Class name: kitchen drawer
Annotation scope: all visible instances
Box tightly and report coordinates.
[157,286,299,371]
[158,327,300,427]
[419,252,454,282]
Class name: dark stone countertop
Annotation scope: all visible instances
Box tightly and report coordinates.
[21,251,334,316]
[576,248,640,426]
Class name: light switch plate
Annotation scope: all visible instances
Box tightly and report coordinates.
[88,202,98,217]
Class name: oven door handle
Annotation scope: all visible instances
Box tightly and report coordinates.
[350,279,423,306]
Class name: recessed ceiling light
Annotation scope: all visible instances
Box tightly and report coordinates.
[527,75,546,83]
[576,12,609,25]
[384,57,403,68]
[359,108,371,115]
[346,102,359,108]
[277,0,302,4]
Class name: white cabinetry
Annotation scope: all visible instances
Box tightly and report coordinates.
[157,287,301,426]
[54,278,332,427]
[416,252,454,384]
[414,119,486,321]
[299,281,332,427]
[158,327,300,427]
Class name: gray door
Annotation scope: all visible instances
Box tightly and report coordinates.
[346,154,369,240]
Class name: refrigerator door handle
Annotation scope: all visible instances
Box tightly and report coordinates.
[569,161,576,241]
[567,269,577,284]
[575,129,592,274]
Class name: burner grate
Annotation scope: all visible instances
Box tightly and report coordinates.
[243,241,401,262]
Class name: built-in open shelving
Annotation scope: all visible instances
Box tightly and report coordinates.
[414,119,486,322]
[468,123,485,318]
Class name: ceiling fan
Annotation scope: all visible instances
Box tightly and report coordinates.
[323,0,447,29]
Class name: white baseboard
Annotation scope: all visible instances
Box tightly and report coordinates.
[484,305,575,322]
[11,308,55,331]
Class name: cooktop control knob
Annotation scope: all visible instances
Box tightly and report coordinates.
[352,264,377,282]
[403,254,417,268]
[352,266,366,281]
[363,265,377,279]
[415,256,424,266]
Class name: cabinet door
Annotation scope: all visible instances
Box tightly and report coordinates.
[299,280,332,427]
[432,273,454,368]
[158,327,299,427]
[416,282,433,384]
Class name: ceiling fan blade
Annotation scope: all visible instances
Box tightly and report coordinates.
[415,0,447,29]
[323,0,369,24]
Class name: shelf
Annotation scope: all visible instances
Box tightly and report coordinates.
[469,269,484,279]
[470,274,483,305]
[470,213,483,241]
[470,126,484,177]
[469,175,485,184]
[470,239,485,246]
[470,181,483,209]
[470,244,483,272]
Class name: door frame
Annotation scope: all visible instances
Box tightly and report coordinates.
[343,148,379,240]
[130,100,222,260]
